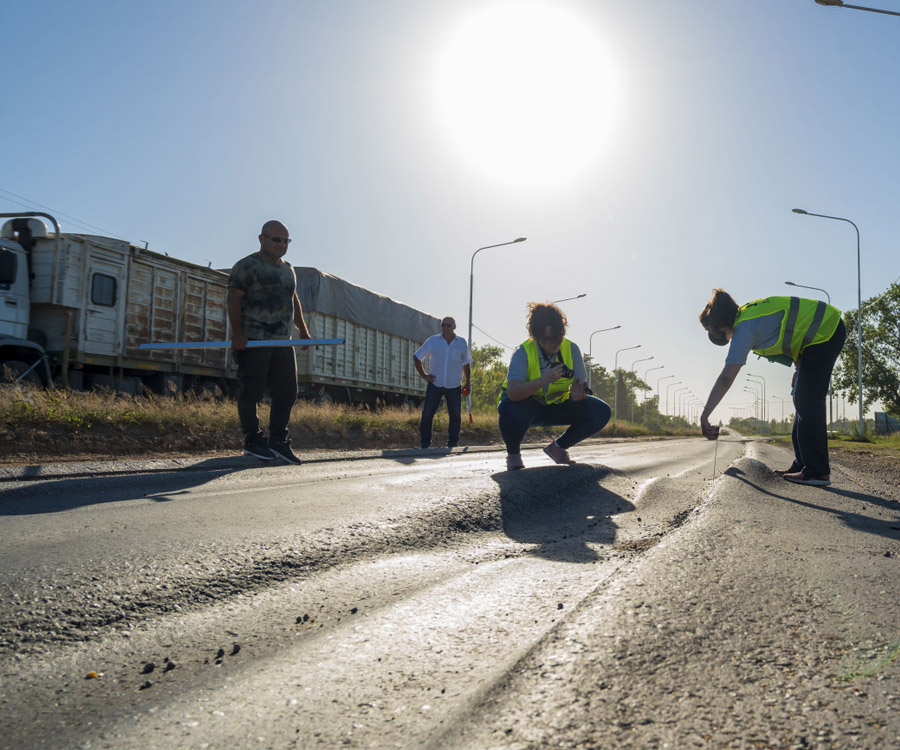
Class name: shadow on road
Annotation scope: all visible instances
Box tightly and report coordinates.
[0,458,259,516]
[491,464,633,563]
[378,448,461,464]
[725,465,900,542]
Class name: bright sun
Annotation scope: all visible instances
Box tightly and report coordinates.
[433,1,617,189]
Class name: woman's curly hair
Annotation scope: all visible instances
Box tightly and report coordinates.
[526,302,568,341]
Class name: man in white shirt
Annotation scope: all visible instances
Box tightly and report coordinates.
[413,317,472,449]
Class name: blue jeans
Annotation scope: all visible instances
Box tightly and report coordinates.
[234,347,298,444]
[420,383,462,448]
[497,393,611,454]
[791,319,846,477]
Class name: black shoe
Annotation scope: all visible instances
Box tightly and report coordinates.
[271,441,302,465]
[243,440,276,460]
[447,442,459,449]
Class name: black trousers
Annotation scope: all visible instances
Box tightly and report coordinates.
[791,320,846,477]
[419,383,462,448]
[234,347,298,444]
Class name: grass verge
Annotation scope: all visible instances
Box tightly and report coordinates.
[0,385,699,463]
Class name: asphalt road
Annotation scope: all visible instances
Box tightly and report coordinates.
[1,434,898,749]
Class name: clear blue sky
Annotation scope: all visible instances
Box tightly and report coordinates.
[3,0,899,420]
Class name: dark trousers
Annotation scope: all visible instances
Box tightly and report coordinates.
[791,320,846,477]
[234,347,298,444]
[497,393,611,454]
[420,383,462,448]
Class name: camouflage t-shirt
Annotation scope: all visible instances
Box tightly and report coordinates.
[227,253,297,340]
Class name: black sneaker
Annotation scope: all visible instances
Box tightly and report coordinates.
[243,440,276,460]
[271,441,302,465]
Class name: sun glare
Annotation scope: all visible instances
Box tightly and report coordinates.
[433,1,617,189]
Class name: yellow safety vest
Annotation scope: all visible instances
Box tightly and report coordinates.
[735,296,842,364]
[501,338,575,405]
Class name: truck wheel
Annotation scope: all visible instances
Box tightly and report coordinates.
[197,380,225,401]
[315,392,334,406]
[1,360,42,386]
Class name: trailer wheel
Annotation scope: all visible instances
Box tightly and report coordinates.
[197,380,225,401]
[0,360,42,386]
[315,392,334,406]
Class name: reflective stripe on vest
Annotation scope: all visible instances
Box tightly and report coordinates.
[735,296,841,362]
[502,338,574,405]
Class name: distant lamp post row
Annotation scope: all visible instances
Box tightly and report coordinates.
[643,365,665,423]
[792,208,863,436]
[629,356,654,422]
[813,0,900,17]
[613,345,640,424]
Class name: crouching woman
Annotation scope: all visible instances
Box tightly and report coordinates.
[498,302,611,470]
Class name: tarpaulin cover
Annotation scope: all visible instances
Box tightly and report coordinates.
[295,267,441,343]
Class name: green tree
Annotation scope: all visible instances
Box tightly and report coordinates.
[469,344,508,410]
[832,282,900,416]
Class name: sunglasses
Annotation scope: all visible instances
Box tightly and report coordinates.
[263,234,292,245]
[441,323,454,327]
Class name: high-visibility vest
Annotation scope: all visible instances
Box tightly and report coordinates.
[501,338,575,405]
[735,296,842,364]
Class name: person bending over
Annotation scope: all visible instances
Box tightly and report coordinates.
[699,288,845,487]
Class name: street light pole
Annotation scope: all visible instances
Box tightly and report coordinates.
[657,374,674,426]
[629,356,654,423]
[643,365,664,423]
[613,345,641,425]
[587,325,621,391]
[673,387,688,422]
[747,373,767,433]
[665,381,682,424]
[551,293,587,304]
[744,385,761,427]
[785,281,831,304]
[468,237,527,350]
[813,0,900,17]
[792,208,864,436]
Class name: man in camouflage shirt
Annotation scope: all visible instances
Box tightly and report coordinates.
[226,220,310,464]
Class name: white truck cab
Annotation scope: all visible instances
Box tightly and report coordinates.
[0,214,55,384]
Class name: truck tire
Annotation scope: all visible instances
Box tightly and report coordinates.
[197,379,225,401]
[315,392,334,406]
[0,360,42,386]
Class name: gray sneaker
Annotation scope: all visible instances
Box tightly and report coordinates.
[243,440,276,460]
[271,441,302,465]
[543,441,575,465]
[506,453,525,471]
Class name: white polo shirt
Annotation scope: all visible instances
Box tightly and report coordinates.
[415,334,472,388]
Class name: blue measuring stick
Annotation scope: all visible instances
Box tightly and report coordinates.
[138,338,344,350]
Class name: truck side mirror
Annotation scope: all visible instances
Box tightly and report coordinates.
[0,248,16,285]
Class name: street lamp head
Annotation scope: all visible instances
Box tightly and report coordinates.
[514,237,527,243]
[785,281,796,286]
[815,0,844,6]
[792,208,808,215]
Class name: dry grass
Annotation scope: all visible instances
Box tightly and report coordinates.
[0,384,698,463]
